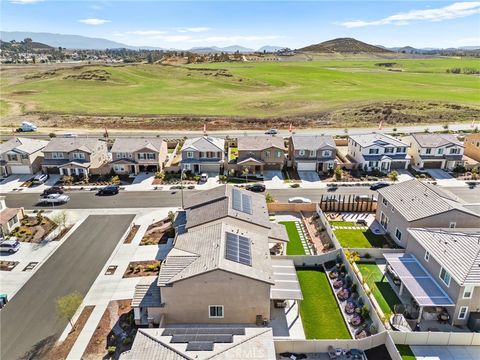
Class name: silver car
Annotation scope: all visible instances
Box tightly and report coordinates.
[0,238,20,253]
[40,193,70,204]
[288,197,312,203]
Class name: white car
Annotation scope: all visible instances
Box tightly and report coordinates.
[200,173,209,182]
[288,197,312,203]
[33,173,49,184]
[40,193,70,204]
[0,238,20,253]
[265,128,278,135]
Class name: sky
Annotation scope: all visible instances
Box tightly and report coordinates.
[1,0,480,49]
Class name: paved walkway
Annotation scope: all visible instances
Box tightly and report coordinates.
[294,221,313,255]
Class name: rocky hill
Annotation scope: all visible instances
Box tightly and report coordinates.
[299,37,391,53]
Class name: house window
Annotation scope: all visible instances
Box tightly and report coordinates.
[184,163,192,171]
[186,151,194,159]
[438,148,444,155]
[463,286,474,299]
[114,165,125,172]
[73,152,85,160]
[458,306,468,320]
[439,267,451,287]
[208,305,224,318]
[449,222,456,229]
[369,148,379,154]
[395,229,402,241]
[424,251,430,262]
[265,150,271,157]
[382,198,388,206]
[299,150,305,156]
[21,154,29,160]
[384,148,394,154]
[52,152,64,159]
[128,153,132,158]
[8,214,18,228]
[7,154,18,161]
[380,212,389,229]
[396,147,406,153]
[323,150,331,157]
[310,150,316,157]
[276,151,282,158]
[425,148,432,154]
[147,153,155,160]
[450,148,460,155]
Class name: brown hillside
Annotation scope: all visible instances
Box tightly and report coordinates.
[300,37,391,53]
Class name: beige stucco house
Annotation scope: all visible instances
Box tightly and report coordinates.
[0,196,24,238]
[464,133,480,163]
[289,135,337,172]
[232,136,286,174]
[180,136,225,174]
[0,137,48,176]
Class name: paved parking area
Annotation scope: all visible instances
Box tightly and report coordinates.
[0,174,31,192]
[298,171,323,188]
[124,172,154,191]
[426,169,455,180]
[264,170,286,189]
[411,345,480,360]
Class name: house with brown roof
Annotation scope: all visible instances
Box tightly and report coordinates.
[289,135,337,172]
[180,136,225,175]
[0,196,24,238]
[0,137,48,175]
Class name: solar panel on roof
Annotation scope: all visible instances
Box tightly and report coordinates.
[231,188,253,214]
[225,232,252,266]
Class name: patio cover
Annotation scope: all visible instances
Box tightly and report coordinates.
[384,253,454,307]
[270,259,303,300]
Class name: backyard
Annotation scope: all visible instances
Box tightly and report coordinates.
[397,345,416,360]
[279,221,305,255]
[356,262,401,316]
[334,229,389,248]
[297,268,351,339]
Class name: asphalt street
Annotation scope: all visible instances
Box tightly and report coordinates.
[0,214,134,360]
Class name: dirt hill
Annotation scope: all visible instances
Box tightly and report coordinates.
[299,37,391,53]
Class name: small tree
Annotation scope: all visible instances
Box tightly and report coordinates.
[167,210,175,222]
[265,192,275,203]
[49,132,56,138]
[155,171,165,181]
[388,170,399,182]
[110,175,120,185]
[443,124,449,131]
[62,175,74,186]
[471,167,479,180]
[51,210,68,229]
[334,167,343,181]
[242,167,249,183]
[56,291,83,327]
[392,127,397,133]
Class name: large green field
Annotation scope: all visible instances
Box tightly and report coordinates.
[1,58,479,120]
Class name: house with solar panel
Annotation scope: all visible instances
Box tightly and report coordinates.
[128,186,301,357]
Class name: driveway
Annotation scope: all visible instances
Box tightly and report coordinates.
[125,172,154,191]
[0,214,134,360]
[263,170,285,189]
[426,169,454,180]
[396,170,414,182]
[298,171,323,188]
[0,174,31,193]
[411,345,480,360]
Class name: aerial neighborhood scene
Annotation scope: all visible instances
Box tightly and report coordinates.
[1,1,480,360]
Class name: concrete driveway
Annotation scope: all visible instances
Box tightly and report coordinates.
[426,169,454,180]
[411,345,480,360]
[263,170,285,189]
[125,172,154,191]
[298,171,323,188]
[0,174,31,193]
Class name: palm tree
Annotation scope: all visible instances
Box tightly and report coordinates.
[389,171,399,182]
[242,167,250,183]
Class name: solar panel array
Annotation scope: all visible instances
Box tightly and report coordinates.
[232,188,253,214]
[225,232,252,266]
[162,327,246,352]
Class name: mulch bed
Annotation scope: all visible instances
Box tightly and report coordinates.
[11,215,57,243]
[123,260,161,278]
[140,219,174,246]
[51,226,72,241]
[123,225,140,244]
[0,261,19,271]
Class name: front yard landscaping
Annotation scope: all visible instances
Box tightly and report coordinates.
[356,262,401,316]
[297,268,351,339]
[279,221,305,255]
[10,214,57,243]
[334,229,390,248]
[123,225,140,244]
[0,261,19,271]
[140,219,174,245]
[123,260,161,278]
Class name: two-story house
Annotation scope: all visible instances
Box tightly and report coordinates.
[0,196,24,238]
[0,137,48,175]
[289,135,336,172]
[464,133,480,163]
[408,133,466,170]
[376,179,480,247]
[110,138,168,175]
[233,136,286,174]
[180,136,225,174]
[347,133,410,172]
[385,228,480,329]
[42,138,109,176]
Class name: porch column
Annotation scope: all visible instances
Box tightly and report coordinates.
[399,282,404,296]
[417,306,424,323]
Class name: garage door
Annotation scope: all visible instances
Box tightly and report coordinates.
[297,162,316,171]
[9,165,31,174]
[423,161,442,169]
[390,161,406,169]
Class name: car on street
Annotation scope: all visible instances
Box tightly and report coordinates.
[200,173,209,182]
[39,193,70,204]
[264,128,278,135]
[97,185,120,196]
[246,183,266,192]
[41,186,64,197]
[369,182,390,191]
[0,238,20,254]
[32,173,49,184]
[288,196,312,203]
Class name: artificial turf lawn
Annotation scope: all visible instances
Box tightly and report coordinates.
[296,269,351,339]
[279,221,306,255]
[329,221,357,226]
[334,229,388,248]
[356,262,401,316]
[397,345,416,360]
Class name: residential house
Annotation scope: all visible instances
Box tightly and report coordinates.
[0,137,48,175]
[376,179,480,247]
[110,137,168,175]
[289,135,336,172]
[0,196,24,238]
[42,138,108,176]
[464,133,480,163]
[233,136,286,174]
[180,136,225,174]
[385,228,480,328]
[408,133,466,170]
[347,133,410,172]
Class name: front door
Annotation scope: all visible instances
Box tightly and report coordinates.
[194,164,200,174]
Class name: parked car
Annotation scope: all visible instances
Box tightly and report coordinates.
[97,185,120,196]
[246,183,266,192]
[17,121,38,132]
[264,128,278,135]
[0,238,20,253]
[39,193,70,204]
[32,173,49,184]
[370,182,390,191]
[41,186,64,197]
[288,197,312,203]
[200,173,209,182]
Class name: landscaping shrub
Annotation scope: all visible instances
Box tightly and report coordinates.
[290,183,300,188]
[107,346,116,354]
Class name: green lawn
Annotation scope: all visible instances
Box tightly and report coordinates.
[334,229,388,248]
[297,269,351,339]
[2,58,479,118]
[397,345,416,360]
[356,262,401,316]
[279,221,305,255]
[329,221,357,226]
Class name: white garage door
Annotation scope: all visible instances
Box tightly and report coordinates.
[10,165,31,174]
[297,162,316,171]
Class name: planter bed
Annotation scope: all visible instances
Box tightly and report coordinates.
[123,260,161,278]
[10,215,57,243]
[140,219,174,245]
[123,225,140,244]
[0,261,19,271]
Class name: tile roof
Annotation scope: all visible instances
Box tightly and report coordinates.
[0,208,22,226]
[350,133,408,148]
[408,228,480,286]
[237,136,285,151]
[291,135,335,151]
[411,133,463,148]
[0,137,48,155]
[131,276,162,307]
[377,179,480,221]
[181,136,224,152]
[43,137,103,153]
[111,137,166,153]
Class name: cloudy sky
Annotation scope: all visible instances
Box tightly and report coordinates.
[1,1,479,49]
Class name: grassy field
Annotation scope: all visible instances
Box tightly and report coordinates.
[1,58,479,120]
[334,228,388,248]
[279,221,305,255]
[297,268,351,339]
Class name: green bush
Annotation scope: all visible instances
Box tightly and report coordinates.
[146,264,159,272]
[123,337,132,346]
[107,346,116,354]
[290,183,300,188]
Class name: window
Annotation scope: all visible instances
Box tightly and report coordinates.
[425,148,432,154]
[458,306,468,320]
[382,198,388,206]
[299,150,305,156]
[380,212,389,229]
[323,150,331,157]
[8,215,18,228]
[186,151,194,159]
[395,229,402,241]
[73,152,85,160]
[128,153,133,158]
[449,222,456,229]
[147,153,155,160]
[396,147,406,153]
[450,148,460,155]
[52,152,64,159]
[265,150,271,157]
[424,251,430,262]
[439,267,451,287]
[384,148,394,154]
[438,148,444,155]
[463,286,474,299]
[7,154,18,161]
[276,151,282,158]
[21,154,29,160]
[208,305,224,318]
[310,150,316,157]
[369,148,379,154]
[114,165,125,172]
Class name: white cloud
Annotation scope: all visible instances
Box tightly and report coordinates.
[78,18,111,26]
[340,2,480,28]
[177,27,211,33]
[10,0,43,4]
